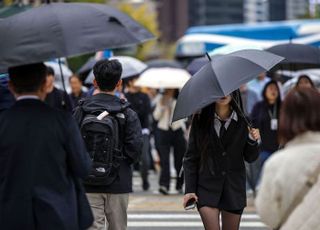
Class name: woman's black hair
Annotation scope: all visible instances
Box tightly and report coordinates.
[261,80,282,106]
[192,89,245,170]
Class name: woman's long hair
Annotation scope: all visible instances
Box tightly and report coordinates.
[262,80,282,107]
[192,90,245,169]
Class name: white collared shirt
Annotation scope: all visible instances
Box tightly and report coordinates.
[214,111,258,142]
[16,95,40,101]
[214,111,238,137]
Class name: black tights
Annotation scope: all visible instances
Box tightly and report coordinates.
[199,207,241,230]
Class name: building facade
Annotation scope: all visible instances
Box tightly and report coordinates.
[244,0,309,23]
[156,0,189,43]
[188,0,244,26]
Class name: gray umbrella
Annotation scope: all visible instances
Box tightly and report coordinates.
[172,49,284,122]
[0,2,154,73]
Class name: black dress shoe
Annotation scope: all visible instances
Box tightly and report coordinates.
[159,186,169,195]
[142,180,150,191]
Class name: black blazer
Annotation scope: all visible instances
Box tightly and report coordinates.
[251,101,280,153]
[0,99,92,230]
[183,115,259,210]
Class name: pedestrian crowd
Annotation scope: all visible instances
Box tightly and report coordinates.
[0,55,320,230]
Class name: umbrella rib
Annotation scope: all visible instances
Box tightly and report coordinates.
[50,5,69,57]
[210,64,228,96]
[229,55,269,70]
[90,4,152,44]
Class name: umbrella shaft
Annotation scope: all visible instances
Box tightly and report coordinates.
[231,95,252,128]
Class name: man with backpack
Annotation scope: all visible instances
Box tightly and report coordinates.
[74,59,142,230]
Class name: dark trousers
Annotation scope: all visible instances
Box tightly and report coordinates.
[140,134,150,182]
[157,128,186,190]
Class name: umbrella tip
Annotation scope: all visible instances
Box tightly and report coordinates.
[205,52,212,61]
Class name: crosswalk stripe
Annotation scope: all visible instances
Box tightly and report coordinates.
[128,221,266,228]
[128,213,260,220]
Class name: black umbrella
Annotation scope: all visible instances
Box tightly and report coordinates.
[77,57,97,76]
[266,43,320,71]
[172,49,284,122]
[0,2,154,73]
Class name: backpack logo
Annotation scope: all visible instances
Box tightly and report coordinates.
[80,110,125,186]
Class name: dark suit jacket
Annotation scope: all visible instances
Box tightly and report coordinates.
[184,115,259,210]
[0,99,92,230]
[251,101,280,153]
[45,87,73,112]
[0,85,15,112]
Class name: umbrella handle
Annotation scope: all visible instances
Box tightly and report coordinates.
[231,95,253,129]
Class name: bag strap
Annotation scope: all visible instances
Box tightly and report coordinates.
[112,111,127,158]
[276,163,320,229]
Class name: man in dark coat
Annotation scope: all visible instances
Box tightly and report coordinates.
[45,66,73,112]
[74,59,143,230]
[0,63,93,230]
[124,75,152,191]
[69,74,87,107]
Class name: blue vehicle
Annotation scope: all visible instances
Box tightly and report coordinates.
[176,19,320,57]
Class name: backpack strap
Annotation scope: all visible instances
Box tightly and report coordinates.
[111,99,131,159]
[74,98,87,126]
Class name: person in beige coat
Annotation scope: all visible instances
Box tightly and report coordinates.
[255,88,320,230]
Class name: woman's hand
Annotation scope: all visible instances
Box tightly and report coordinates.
[249,128,260,141]
[183,193,198,208]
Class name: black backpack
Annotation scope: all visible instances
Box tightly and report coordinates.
[80,108,126,186]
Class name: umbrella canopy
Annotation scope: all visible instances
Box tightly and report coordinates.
[172,49,284,122]
[85,56,147,84]
[134,68,191,89]
[186,44,264,75]
[186,57,210,75]
[209,43,264,56]
[266,43,320,70]
[146,59,182,69]
[77,50,114,76]
[280,69,320,95]
[0,2,154,72]
[77,57,97,75]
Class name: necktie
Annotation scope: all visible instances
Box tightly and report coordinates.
[219,120,227,138]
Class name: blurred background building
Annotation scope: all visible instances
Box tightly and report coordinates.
[157,0,188,43]
[188,0,244,26]
[244,0,309,23]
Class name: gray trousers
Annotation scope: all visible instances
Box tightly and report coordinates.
[86,193,129,230]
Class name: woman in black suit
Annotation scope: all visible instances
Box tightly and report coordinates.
[183,90,260,230]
